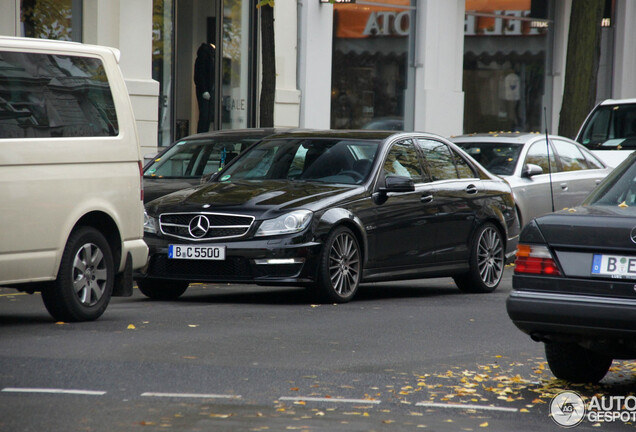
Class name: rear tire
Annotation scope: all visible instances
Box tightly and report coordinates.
[137,279,189,300]
[315,226,361,303]
[454,223,504,293]
[544,342,612,383]
[42,227,114,322]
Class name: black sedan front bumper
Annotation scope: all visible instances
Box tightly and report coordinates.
[135,234,324,286]
[507,275,636,342]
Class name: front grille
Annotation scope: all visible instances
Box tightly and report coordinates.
[148,255,252,280]
[159,212,254,241]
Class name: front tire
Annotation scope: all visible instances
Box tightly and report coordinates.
[545,342,612,383]
[137,279,189,300]
[42,227,114,322]
[454,223,504,293]
[316,226,361,303]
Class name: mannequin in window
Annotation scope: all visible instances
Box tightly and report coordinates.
[194,42,216,133]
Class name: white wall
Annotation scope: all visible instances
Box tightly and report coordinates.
[273,0,301,128]
[612,0,636,98]
[548,0,571,134]
[412,0,465,137]
[297,0,333,129]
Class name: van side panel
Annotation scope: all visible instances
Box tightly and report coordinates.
[0,39,147,288]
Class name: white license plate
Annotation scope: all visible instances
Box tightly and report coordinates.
[591,254,636,279]
[168,244,226,260]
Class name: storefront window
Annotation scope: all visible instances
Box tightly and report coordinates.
[152,0,175,147]
[20,0,82,41]
[463,0,550,133]
[221,0,254,129]
[331,0,413,130]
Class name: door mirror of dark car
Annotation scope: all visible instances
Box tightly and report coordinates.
[522,163,543,178]
[382,175,415,193]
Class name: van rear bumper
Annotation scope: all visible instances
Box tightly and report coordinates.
[122,238,149,272]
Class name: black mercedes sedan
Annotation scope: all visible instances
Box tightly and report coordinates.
[137,130,519,303]
[508,152,636,383]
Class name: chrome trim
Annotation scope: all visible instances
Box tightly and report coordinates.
[159,211,255,241]
[509,290,636,307]
[254,258,305,265]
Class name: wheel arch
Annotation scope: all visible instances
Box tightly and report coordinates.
[315,208,368,266]
[71,211,122,272]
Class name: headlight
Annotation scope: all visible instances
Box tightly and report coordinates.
[255,210,312,237]
[144,210,158,234]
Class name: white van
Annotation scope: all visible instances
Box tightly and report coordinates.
[576,98,636,168]
[0,37,148,321]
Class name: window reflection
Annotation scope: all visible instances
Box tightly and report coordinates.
[331,0,411,130]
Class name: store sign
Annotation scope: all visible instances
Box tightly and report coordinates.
[465,10,544,36]
[363,11,410,36]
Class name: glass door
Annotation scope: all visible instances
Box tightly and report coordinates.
[219,0,256,129]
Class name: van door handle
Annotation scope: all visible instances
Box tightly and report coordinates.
[421,194,433,204]
[560,182,568,191]
[595,179,602,185]
[465,184,478,194]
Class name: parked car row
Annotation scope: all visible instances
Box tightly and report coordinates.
[2,35,633,385]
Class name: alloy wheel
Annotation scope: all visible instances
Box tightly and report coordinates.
[72,243,108,306]
[328,232,360,296]
[477,226,504,287]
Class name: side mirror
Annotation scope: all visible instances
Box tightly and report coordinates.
[522,163,543,178]
[381,175,415,193]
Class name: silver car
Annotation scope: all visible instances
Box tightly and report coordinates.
[452,133,612,227]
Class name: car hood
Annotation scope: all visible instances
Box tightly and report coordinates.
[532,205,636,249]
[145,179,364,219]
[143,177,200,203]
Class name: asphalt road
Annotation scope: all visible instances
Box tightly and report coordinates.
[1,267,634,431]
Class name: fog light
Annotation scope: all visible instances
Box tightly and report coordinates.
[254,258,305,265]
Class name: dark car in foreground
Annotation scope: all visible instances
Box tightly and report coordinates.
[508,152,636,383]
[137,130,520,302]
[143,128,284,202]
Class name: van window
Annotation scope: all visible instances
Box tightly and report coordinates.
[0,51,118,138]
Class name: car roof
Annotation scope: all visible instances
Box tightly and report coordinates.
[177,127,296,141]
[450,132,544,144]
[599,98,636,106]
[262,129,399,140]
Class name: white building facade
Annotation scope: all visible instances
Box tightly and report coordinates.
[1,0,635,154]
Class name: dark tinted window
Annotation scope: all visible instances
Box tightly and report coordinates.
[0,51,118,138]
[417,139,459,181]
[383,139,426,183]
[525,142,557,174]
[451,149,477,178]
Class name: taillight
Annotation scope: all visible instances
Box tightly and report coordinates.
[514,244,561,276]
[138,161,144,201]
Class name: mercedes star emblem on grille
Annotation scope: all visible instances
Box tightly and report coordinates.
[189,215,210,238]
[631,227,636,244]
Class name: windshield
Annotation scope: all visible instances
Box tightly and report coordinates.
[579,103,636,150]
[218,138,380,185]
[585,153,636,208]
[454,142,523,176]
[144,136,260,178]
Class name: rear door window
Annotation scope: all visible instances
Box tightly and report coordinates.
[0,51,118,138]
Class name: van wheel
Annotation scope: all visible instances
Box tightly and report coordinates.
[137,279,189,300]
[42,227,114,322]
[544,342,612,383]
[453,223,504,293]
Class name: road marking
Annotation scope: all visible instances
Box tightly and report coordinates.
[2,387,105,396]
[0,292,30,297]
[141,392,241,399]
[279,396,381,405]
[416,402,518,413]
